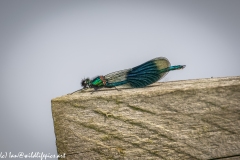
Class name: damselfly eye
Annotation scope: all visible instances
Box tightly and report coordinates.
[81,80,86,87]
[81,78,90,88]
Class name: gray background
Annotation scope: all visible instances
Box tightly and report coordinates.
[0,0,240,159]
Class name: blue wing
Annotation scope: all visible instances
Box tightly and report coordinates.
[127,57,170,88]
[104,57,170,88]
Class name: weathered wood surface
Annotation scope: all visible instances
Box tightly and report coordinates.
[51,76,240,160]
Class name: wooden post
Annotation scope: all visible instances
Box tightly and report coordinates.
[52,76,240,160]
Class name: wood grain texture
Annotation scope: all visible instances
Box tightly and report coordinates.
[51,76,240,160]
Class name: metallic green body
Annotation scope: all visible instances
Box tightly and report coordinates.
[90,76,105,87]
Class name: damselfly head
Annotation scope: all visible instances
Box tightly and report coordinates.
[81,78,90,89]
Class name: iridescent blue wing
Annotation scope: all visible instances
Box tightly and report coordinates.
[104,57,170,88]
[127,57,170,88]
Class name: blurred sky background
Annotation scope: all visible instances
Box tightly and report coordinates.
[0,0,240,159]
